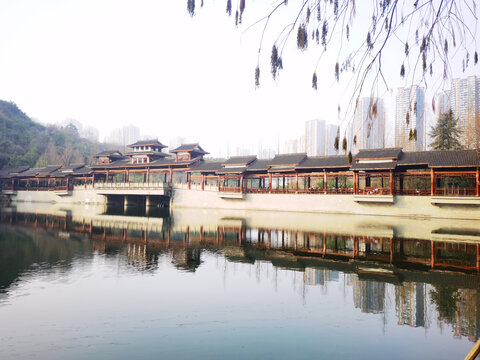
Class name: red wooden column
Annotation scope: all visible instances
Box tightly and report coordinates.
[389,170,394,195]
[430,168,435,196]
[324,171,327,194]
[201,175,205,190]
[354,172,359,194]
[106,170,109,184]
[239,175,243,193]
[146,168,150,183]
[295,173,299,193]
[476,167,479,197]
[187,173,191,189]
[268,173,272,193]
[169,168,173,183]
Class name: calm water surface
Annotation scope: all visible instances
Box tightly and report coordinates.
[0,204,479,359]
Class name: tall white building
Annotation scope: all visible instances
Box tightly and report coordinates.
[283,139,298,153]
[122,125,140,147]
[451,76,480,149]
[297,135,306,153]
[433,90,452,118]
[352,98,385,153]
[395,86,425,152]
[325,124,339,155]
[305,119,326,156]
[169,136,186,152]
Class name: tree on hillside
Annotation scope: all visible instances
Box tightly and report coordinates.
[429,109,462,150]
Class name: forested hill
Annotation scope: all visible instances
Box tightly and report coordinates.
[0,100,107,170]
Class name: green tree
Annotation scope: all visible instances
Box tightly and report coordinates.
[429,110,462,150]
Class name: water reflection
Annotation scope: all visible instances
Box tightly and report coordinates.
[1,204,480,357]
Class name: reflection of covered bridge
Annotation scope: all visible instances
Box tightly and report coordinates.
[1,140,480,210]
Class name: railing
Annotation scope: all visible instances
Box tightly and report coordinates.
[94,181,171,190]
[434,187,477,197]
[357,187,391,195]
[395,189,430,196]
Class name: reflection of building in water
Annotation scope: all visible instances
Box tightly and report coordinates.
[396,282,426,327]
[304,268,339,286]
[353,277,385,314]
[453,289,480,341]
[126,243,147,266]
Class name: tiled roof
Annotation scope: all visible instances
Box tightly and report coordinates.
[127,139,166,148]
[222,155,257,166]
[19,165,62,177]
[187,160,223,173]
[170,143,209,154]
[297,155,350,169]
[245,159,270,171]
[124,151,168,158]
[60,163,85,171]
[269,153,307,166]
[397,149,480,168]
[93,150,124,158]
[355,148,402,160]
[73,166,93,175]
[350,162,397,171]
[217,167,246,174]
[425,149,480,168]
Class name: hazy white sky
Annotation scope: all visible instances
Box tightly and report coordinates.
[0,0,478,157]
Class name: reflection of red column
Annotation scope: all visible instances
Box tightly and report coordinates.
[267,229,271,249]
[294,232,297,251]
[390,238,394,264]
[431,240,435,269]
[354,236,359,257]
[167,229,171,248]
[185,226,189,247]
[476,244,480,273]
[323,232,327,256]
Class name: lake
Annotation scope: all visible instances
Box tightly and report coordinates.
[0,203,479,359]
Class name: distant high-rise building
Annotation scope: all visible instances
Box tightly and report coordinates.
[395,86,425,151]
[325,124,339,155]
[105,125,141,151]
[433,90,452,118]
[451,76,480,149]
[122,125,140,147]
[283,139,298,153]
[169,136,186,152]
[352,98,385,153]
[297,135,306,153]
[305,119,326,156]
